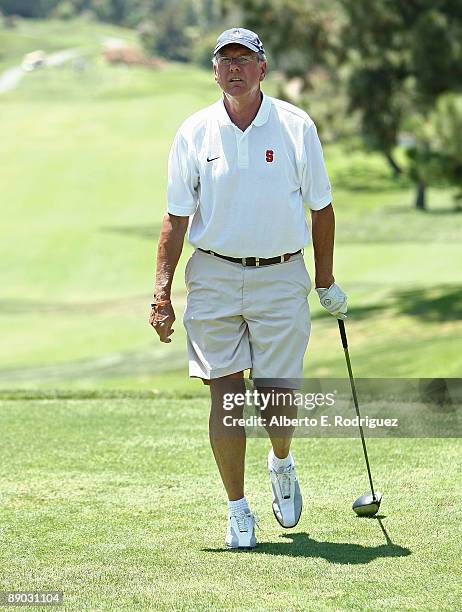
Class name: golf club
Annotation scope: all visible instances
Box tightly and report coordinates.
[338,319,382,517]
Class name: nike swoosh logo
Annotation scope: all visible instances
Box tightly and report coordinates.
[207,156,220,162]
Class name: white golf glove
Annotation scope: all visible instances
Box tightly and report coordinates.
[316,283,348,320]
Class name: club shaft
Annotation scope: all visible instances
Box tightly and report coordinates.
[338,320,376,498]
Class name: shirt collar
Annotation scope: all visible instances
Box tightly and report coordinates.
[253,92,271,126]
[217,92,272,128]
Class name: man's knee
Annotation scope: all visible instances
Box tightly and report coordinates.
[208,371,246,415]
[203,371,244,386]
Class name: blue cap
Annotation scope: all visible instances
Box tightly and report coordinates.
[214,28,265,56]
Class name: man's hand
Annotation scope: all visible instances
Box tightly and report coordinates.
[149,302,176,343]
[316,283,348,320]
[149,213,188,344]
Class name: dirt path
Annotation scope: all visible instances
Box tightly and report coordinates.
[0,48,82,94]
[0,65,23,93]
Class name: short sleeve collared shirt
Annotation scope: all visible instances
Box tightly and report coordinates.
[167,93,332,258]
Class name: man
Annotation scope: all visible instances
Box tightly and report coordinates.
[149,28,347,549]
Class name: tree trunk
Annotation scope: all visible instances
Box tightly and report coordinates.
[385,152,402,176]
[415,180,426,210]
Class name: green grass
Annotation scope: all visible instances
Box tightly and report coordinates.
[0,394,460,610]
[0,18,461,611]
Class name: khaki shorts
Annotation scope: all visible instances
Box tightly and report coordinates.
[183,249,311,388]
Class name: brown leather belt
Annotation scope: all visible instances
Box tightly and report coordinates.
[198,248,302,267]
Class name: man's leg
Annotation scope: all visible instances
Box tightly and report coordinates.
[208,371,247,501]
[258,387,297,458]
[257,386,302,528]
[208,371,258,549]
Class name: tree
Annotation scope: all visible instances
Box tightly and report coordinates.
[407,93,462,209]
[339,0,462,208]
[0,0,61,17]
[138,0,200,62]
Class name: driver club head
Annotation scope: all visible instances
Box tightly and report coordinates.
[352,491,383,517]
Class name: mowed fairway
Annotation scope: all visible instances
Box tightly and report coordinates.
[0,20,461,610]
[0,393,461,610]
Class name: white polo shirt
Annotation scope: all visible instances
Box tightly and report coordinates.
[167,92,332,258]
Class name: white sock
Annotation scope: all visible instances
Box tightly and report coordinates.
[270,448,293,470]
[228,496,249,514]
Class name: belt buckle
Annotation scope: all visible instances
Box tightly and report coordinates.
[255,257,260,267]
[241,257,247,266]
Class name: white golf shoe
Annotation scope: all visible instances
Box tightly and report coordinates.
[268,451,303,528]
[225,509,258,550]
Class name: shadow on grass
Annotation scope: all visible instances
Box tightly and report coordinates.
[420,207,462,215]
[395,286,462,321]
[311,285,462,322]
[203,518,411,564]
[0,346,187,382]
[331,166,412,193]
[0,295,149,315]
[385,205,462,215]
[101,223,162,240]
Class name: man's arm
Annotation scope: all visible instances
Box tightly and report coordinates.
[311,203,335,289]
[149,213,189,343]
[154,213,189,300]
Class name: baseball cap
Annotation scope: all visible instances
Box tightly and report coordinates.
[214,28,265,56]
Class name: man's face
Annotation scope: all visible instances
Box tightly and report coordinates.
[213,44,267,98]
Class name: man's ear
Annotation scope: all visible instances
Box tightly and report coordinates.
[259,61,267,81]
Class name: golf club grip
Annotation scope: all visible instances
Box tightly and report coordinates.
[338,319,348,348]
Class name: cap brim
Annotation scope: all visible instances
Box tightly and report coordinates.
[214,40,260,55]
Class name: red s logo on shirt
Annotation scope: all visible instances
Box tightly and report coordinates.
[266,149,274,163]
